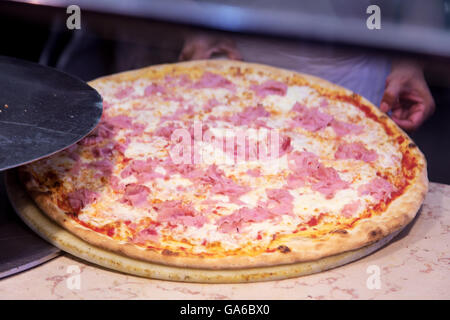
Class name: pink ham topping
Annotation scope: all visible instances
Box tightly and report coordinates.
[279,135,293,156]
[288,151,321,176]
[154,200,206,228]
[341,200,361,218]
[105,115,133,129]
[121,158,164,183]
[287,151,349,198]
[110,176,125,193]
[265,188,294,216]
[246,168,261,177]
[358,177,395,201]
[114,86,134,99]
[163,162,250,202]
[335,142,378,162]
[120,183,150,207]
[160,105,195,122]
[92,145,113,158]
[203,98,220,113]
[331,119,364,137]
[153,122,181,139]
[192,72,236,92]
[65,144,80,161]
[132,225,159,243]
[94,121,116,140]
[67,189,99,213]
[144,83,166,96]
[203,165,250,202]
[291,102,333,132]
[218,207,270,233]
[229,105,270,126]
[310,165,350,199]
[87,159,114,177]
[217,189,295,233]
[164,74,192,87]
[250,80,288,98]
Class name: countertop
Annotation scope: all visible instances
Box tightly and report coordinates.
[0,182,449,300]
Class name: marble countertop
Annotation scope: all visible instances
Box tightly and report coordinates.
[1,182,449,300]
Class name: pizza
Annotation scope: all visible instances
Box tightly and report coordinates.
[19,60,428,269]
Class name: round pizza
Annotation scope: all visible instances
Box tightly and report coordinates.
[19,60,428,269]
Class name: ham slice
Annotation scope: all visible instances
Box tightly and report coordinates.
[144,83,166,96]
[78,135,104,146]
[288,151,321,176]
[105,115,134,130]
[120,184,150,207]
[229,105,270,126]
[279,135,293,156]
[250,80,287,98]
[203,98,220,113]
[286,174,305,189]
[87,159,114,177]
[291,102,333,132]
[155,200,206,228]
[96,122,116,139]
[121,158,164,183]
[67,189,99,213]
[265,188,294,216]
[335,142,378,163]
[201,165,250,202]
[217,207,270,233]
[192,72,236,92]
[114,86,134,99]
[65,144,80,161]
[311,165,349,199]
[160,105,195,122]
[110,176,125,193]
[288,151,348,198]
[218,189,294,233]
[92,145,113,158]
[153,122,181,139]
[132,225,159,243]
[341,200,361,217]
[331,119,364,137]
[246,168,261,177]
[164,74,192,87]
[358,178,395,201]
[113,137,130,155]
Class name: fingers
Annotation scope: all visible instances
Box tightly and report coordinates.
[216,42,242,60]
[380,78,404,113]
[179,35,242,62]
[391,103,427,131]
[179,43,211,61]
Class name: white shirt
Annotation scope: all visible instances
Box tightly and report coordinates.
[234,36,391,106]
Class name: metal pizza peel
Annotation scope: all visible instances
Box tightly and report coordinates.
[0,55,103,171]
[0,56,103,278]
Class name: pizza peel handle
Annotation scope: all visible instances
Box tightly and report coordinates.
[0,56,103,171]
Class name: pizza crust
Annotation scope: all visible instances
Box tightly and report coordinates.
[21,60,428,269]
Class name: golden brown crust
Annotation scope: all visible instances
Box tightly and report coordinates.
[22,60,428,269]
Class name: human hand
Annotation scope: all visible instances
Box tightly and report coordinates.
[179,34,242,61]
[380,59,435,131]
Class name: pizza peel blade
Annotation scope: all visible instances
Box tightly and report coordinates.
[0,56,103,171]
[0,172,60,279]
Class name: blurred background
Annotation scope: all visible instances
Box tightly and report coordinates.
[1,0,450,183]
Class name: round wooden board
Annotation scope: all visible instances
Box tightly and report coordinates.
[6,170,403,283]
